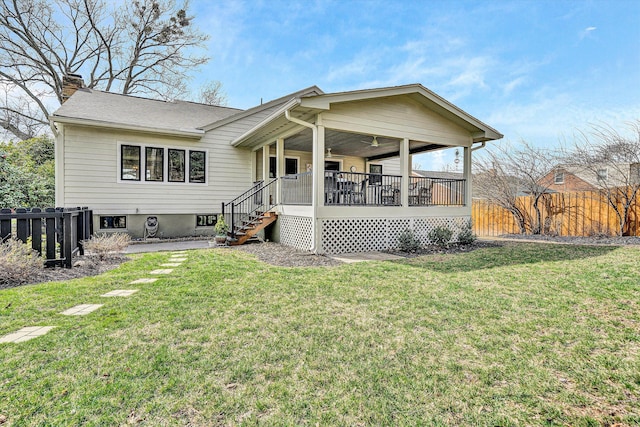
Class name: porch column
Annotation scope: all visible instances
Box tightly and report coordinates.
[464,146,472,206]
[262,144,270,182]
[250,148,257,182]
[400,137,410,207]
[276,137,285,204]
[313,124,326,208]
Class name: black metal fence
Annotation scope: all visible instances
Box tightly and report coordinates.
[0,207,93,268]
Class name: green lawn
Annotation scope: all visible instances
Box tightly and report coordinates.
[0,243,638,426]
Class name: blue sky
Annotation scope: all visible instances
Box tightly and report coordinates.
[190,0,640,170]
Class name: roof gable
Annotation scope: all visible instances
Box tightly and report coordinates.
[299,84,502,141]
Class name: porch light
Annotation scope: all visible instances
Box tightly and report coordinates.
[371,136,379,147]
[326,148,332,158]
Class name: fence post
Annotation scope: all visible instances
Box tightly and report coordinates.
[230,203,235,239]
[0,208,11,241]
[45,208,57,266]
[76,208,85,255]
[31,208,42,255]
[16,208,29,243]
[63,209,73,268]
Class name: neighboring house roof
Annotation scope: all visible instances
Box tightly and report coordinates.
[52,88,242,138]
[413,170,464,180]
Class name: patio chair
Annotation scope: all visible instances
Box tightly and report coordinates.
[381,185,400,205]
[324,175,340,204]
[348,178,367,204]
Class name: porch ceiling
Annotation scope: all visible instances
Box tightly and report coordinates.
[285,128,446,160]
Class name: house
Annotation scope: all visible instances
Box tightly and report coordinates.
[51,76,502,254]
[539,164,639,192]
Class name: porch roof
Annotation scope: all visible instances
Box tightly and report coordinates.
[230,83,503,152]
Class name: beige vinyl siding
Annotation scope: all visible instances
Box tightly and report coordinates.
[321,96,471,147]
[61,125,253,214]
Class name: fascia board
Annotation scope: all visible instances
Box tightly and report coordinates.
[230,98,302,147]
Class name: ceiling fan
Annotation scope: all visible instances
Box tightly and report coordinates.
[360,136,392,148]
[325,147,344,158]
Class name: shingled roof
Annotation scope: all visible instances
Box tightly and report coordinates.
[52,88,242,136]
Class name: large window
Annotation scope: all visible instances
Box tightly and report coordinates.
[119,144,206,184]
[145,147,164,181]
[168,149,185,182]
[121,145,141,181]
[189,150,206,183]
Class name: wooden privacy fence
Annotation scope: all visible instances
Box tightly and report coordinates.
[472,190,640,237]
[0,207,93,268]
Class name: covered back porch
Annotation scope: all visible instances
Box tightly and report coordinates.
[229,84,501,253]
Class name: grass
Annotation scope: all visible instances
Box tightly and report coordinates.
[0,242,639,426]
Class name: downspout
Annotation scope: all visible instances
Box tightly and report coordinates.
[284,108,319,253]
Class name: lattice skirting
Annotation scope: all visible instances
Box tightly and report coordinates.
[320,216,470,254]
[279,215,313,251]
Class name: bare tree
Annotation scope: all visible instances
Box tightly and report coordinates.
[0,0,210,140]
[474,141,557,234]
[569,120,640,236]
[197,80,228,106]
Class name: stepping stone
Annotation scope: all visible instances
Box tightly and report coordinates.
[160,263,182,267]
[130,278,158,284]
[101,289,139,297]
[168,257,187,262]
[149,269,173,275]
[0,326,55,343]
[60,304,103,316]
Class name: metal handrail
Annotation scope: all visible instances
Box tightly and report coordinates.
[221,179,278,239]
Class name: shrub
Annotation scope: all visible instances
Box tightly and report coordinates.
[396,229,421,252]
[457,220,477,245]
[214,215,229,236]
[83,233,131,261]
[428,226,453,248]
[0,238,45,287]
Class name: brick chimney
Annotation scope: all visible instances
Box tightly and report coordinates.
[61,74,85,103]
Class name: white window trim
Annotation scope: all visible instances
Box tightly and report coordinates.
[116,141,208,186]
[554,172,564,184]
[597,168,608,181]
[269,154,301,176]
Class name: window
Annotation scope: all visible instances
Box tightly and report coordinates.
[189,150,206,183]
[145,147,164,181]
[269,157,277,178]
[119,144,206,184]
[269,156,299,177]
[121,145,140,181]
[370,164,383,185]
[100,215,126,229]
[285,158,298,175]
[168,149,185,182]
[554,172,564,184]
[597,168,608,181]
[196,214,217,227]
[325,160,341,171]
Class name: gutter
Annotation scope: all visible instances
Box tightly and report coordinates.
[470,141,486,152]
[51,115,205,139]
[284,107,320,253]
